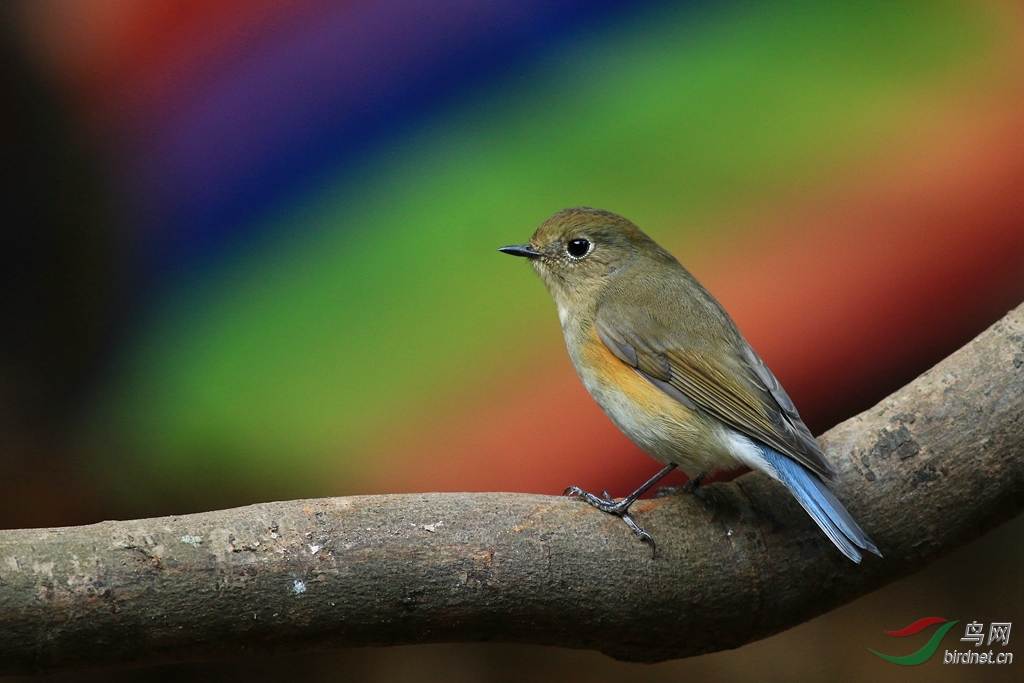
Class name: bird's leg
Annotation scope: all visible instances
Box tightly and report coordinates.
[564,463,677,552]
[653,471,706,498]
[564,463,678,514]
[654,472,716,517]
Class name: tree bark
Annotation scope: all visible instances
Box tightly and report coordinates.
[1,302,1023,674]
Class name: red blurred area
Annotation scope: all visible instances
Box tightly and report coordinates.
[18,0,331,127]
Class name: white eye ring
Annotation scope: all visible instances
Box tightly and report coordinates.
[566,238,592,259]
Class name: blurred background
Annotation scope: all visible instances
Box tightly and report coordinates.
[0,0,1022,681]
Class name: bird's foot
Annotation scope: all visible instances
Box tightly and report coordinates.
[652,484,683,498]
[653,476,717,518]
[653,473,704,498]
[563,485,630,514]
[564,485,657,555]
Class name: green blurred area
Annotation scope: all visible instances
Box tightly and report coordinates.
[87,0,1000,500]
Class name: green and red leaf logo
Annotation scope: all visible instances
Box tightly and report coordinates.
[870,617,959,665]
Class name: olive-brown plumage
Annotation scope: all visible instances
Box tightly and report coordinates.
[500,207,879,562]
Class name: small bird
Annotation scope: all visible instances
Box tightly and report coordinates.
[500,207,880,562]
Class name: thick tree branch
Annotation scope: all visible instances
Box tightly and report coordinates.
[2,303,1023,674]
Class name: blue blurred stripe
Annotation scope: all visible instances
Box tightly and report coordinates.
[133,0,699,282]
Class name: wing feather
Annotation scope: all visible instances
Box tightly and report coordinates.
[595,306,835,480]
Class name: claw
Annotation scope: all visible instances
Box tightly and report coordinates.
[621,513,657,557]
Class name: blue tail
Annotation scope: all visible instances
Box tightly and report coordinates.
[759,445,881,563]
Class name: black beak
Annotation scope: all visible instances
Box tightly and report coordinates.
[499,244,542,259]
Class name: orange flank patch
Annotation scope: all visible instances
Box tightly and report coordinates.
[577,325,674,417]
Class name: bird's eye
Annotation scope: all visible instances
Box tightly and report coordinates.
[566,238,591,258]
